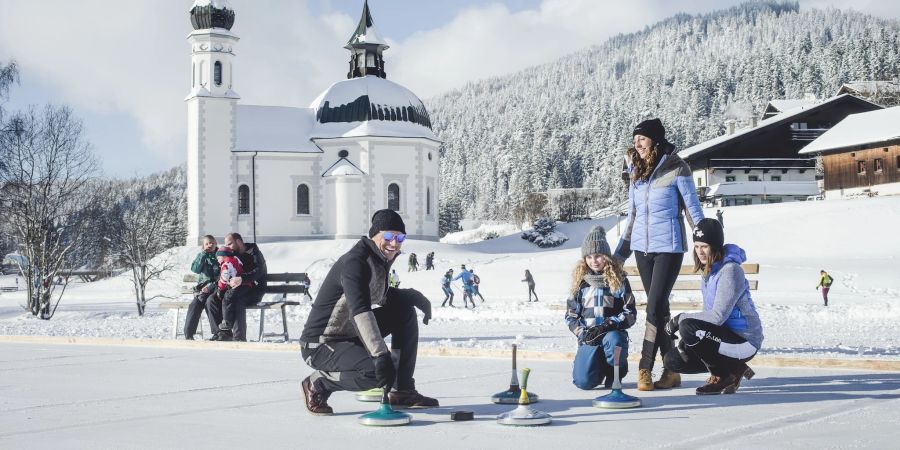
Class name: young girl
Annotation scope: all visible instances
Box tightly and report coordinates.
[440,269,454,307]
[662,218,763,395]
[566,225,637,389]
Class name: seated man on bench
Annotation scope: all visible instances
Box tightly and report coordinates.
[299,209,436,415]
[206,232,268,341]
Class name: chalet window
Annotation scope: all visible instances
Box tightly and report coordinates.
[238,185,250,215]
[387,183,400,211]
[874,158,883,173]
[748,175,759,182]
[896,155,900,170]
[857,161,866,175]
[697,177,702,186]
[214,61,222,86]
[725,176,736,182]
[296,184,310,215]
[771,176,781,181]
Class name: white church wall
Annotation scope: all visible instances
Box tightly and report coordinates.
[188,98,237,244]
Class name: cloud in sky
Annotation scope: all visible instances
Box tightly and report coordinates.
[0,0,898,176]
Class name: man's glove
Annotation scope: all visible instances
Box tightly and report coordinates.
[373,353,396,389]
[665,313,682,337]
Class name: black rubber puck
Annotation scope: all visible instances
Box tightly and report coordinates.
[450,410,474,421]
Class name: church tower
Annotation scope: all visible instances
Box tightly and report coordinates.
[186,0,240,245]
[345,0,389,79]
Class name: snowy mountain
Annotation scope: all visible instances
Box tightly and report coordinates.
[427,1,900,226]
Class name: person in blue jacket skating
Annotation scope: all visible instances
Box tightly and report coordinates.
[453,265,476,308]
[615,118,705,391]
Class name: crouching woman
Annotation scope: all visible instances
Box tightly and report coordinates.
[663,218,763,395]
[566,226,637,390]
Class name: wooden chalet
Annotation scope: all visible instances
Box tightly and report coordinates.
[799,106,900,198]
[679,94,882,207]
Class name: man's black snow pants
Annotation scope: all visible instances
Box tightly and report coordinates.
[634,251,683,371]
[206,285,263,341]
[301,300,419,393]
[662,318,758,377]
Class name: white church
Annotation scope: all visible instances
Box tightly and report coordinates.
[186,0,441,244]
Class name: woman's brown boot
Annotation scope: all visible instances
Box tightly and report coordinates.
[653,369,682,389]
[637,369,654,391]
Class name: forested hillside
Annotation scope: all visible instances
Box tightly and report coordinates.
[428,1,900,227]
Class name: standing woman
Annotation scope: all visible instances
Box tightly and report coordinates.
[662,218,762,394]
[522,269,539,302]
[614,118,705,391]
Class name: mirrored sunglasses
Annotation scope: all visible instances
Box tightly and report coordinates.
[383,231,406,243]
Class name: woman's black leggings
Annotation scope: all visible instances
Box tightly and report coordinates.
[634,251,684,371]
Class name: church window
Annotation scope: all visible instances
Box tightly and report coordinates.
[214,61,222,86]
[238,185,250,215]
[426,187,432,215]
[388,183,400,211]
[296,184,310,215]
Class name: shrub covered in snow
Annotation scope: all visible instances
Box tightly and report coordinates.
[521,217,569,248]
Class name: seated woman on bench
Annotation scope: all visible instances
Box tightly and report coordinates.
[661,218,764,395]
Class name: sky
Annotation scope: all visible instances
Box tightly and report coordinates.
[1,0,899,178]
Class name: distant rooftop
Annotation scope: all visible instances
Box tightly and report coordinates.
[799,106,900,155]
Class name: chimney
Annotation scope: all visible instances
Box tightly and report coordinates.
[750,116,758,128]
[726,120,735,135]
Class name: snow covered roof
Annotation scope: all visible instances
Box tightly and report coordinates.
[191,0,231,9]
[680,94,881,161]
[234,105,320,153]
[309,75,436,140]
[322,158,366,177]
[837,80,900,96]
[766,99,816,114]
[799,106,900,155]
[345,0,388,48]
[706,181,819,197]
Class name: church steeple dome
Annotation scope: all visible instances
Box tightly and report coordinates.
[345,0,389,79]
[190,0,235,31]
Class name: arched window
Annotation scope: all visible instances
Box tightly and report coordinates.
[238,184,250,215]
[296,184,310,215]
[426,187,432,215]
[387,183,400,211]
[214,61,222,86]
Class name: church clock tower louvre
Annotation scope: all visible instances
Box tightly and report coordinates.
[185,0,239,245]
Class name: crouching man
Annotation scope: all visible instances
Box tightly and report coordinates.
[299,209,438,415]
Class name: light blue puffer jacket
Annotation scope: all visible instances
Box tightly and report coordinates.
[615,144,704,258]
[680,244,764,349]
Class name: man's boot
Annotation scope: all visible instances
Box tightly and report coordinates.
[301,377,333,415]
[637,368,654,391]
[653,369,682,389]
[217,321,233,341]
[388,389,439,409]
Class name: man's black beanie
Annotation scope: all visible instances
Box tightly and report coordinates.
[369,209,406,238]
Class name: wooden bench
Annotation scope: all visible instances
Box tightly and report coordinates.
[550,263,760,312]
[0,286,17,292]
[59,269,114,282]
[161,272,313,342]
[626,263,759,310]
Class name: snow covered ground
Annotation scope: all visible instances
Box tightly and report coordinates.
[1,195,898,361]
[1,341,898,449]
